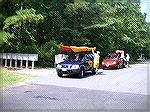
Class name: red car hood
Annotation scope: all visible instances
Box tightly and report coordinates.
[103,59,116,63]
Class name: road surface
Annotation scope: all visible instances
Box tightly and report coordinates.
[1,63,150,111]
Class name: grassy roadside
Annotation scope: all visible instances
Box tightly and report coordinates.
[0,68,32,88]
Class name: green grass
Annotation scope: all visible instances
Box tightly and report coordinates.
[0,69,31,88]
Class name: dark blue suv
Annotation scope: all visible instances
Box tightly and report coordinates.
[56,53,96,78]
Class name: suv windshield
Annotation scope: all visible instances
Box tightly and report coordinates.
[64,52,94,62]
[65,53,82,61]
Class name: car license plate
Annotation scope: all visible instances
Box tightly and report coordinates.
[62,68,67,71]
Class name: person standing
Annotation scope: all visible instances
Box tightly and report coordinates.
[126,52,130,68]
[92,47,100,74]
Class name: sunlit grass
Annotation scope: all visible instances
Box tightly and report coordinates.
[0,69,31,88]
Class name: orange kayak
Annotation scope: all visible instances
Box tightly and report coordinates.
[60,45,72,52]
[60,45,94,52]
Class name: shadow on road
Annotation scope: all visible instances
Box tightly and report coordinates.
[2,84,149,110]
[62,71,105,79]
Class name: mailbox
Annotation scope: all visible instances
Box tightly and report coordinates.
[28,54,38,61]
[7,53,12,59]
[1,53,38,69]
[17,54,23,60]
[22,54,29,60]
[3,53,7,59]
[12,53,18,60]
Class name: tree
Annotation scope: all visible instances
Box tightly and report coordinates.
[0,31,12,46]
[0,0,149,67]
[64,0,149,61]
[3,8,43,29]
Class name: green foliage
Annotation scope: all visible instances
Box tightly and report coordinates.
[0,32,13,45]
[1,0,150,67]
[3,8,43,29]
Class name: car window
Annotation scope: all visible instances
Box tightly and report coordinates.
[82,53,94,61]
[105,54,118,59]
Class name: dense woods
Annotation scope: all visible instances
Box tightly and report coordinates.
[0,0,149,67]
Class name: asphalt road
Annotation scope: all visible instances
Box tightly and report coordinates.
[1,63,150,111]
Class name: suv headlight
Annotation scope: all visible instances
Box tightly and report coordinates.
[71,65,79,69]
[102,62,105,64]
[57,64,62,68]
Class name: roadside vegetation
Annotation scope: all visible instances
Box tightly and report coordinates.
[0,69,31,88]
[0,0,150,67]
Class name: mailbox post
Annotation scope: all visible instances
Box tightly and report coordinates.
[12,54,18,68]
[26,61,28,69]
[23,54,29,69]
[15,59,17,68]
[3,53,7,67]
[10,59,12,68]
[32,61,34,69]
[7,53,12,68]
[20,60,23,68]
[18,54,23,69]
[5,59,7,67]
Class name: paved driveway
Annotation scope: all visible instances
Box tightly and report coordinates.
[1,63,149,111]
[25,63,149,95]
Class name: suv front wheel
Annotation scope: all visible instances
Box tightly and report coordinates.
[78,68,85,78]
[58,73,63,77]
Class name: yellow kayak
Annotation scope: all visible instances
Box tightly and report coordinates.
[60,45,95,52]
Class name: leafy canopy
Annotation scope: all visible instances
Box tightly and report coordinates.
[3,8,43,29]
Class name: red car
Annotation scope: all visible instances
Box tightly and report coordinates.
[102,53,125,69]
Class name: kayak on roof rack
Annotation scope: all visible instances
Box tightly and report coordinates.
[60,45,95,52]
